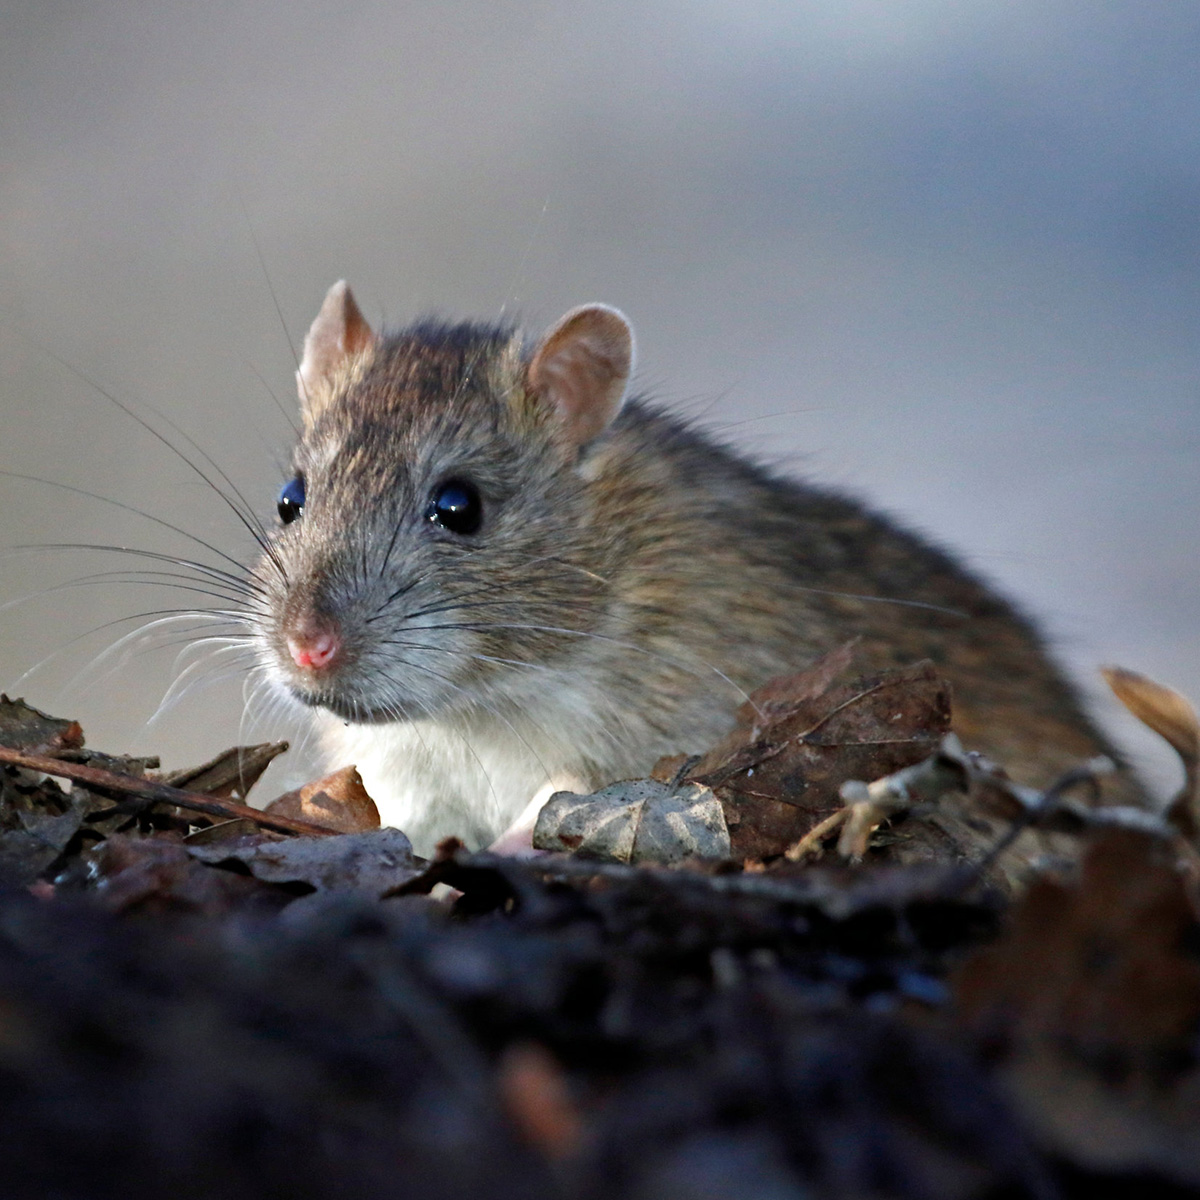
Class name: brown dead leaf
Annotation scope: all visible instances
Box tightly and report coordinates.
[687,654,952,860]
[186,828,418,897]
[163,741,290,802]
[649,753,690,784]
[0,695,83,755]
[91,834,286,916]
[954,830,1200,1182]
[733,639,858,732]
[1103,665,1200,838]
[1103,666,1200,763]
[264,766,380,834]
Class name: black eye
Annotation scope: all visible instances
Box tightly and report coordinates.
[277,474,306,524]
[426,479,482,535]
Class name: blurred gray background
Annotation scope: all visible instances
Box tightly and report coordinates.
[0,0,1196,799]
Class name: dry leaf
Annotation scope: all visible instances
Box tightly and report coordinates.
[264,765,380,834]
[1102,666,1200,763]
[533,779,730,864]
[0,695,83,755]
[688,656,952,860]
[1103,666,1200,839]
[92,834,284,916]
[163,741,290,801]
[186,828,418,896]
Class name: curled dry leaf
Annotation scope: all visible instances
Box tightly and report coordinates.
[1102,666,1200,762]
[264,765,381,835]
[1103,665,1200,837]
[163,741,290,801]
[533,779,730,864]
[0,788,86,888]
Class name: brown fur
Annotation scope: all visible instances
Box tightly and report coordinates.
[254,305,1143,852]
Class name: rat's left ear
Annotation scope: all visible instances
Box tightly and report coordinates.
[296,280,376,427]
[527,304,634,447]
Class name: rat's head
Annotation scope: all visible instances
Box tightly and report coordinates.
[251,281,635,724]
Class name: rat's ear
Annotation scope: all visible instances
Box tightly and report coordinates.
[527,305,634,447]
[296,281,376,426]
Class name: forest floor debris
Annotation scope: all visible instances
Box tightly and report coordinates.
[0,652,1198,1199]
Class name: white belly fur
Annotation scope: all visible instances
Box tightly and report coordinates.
[314,699,606,856]
[310,663,738,856]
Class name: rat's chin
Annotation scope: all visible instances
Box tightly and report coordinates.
[287,687,416,725]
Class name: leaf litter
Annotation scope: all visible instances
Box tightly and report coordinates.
[0,651,1199,1198]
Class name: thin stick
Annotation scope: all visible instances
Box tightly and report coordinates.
[0,746,337,838]
[784,809,851,861]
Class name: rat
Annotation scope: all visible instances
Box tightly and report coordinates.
[252,280,1142,855]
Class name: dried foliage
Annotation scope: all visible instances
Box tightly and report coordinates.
[0,656,1198,1198]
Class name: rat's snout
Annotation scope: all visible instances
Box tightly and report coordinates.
[284,614,343,673]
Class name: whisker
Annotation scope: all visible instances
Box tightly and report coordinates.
[150,653,261,725]
[4,572,255,611]
[245,357,301,441]
[371,663,503,811]
[9,543,264,600]
[374,637,555,674]
[19,340,287,582]
[11,609,244,693]
[0,472,261,588]
[240,198,303,436]
[403,619,763,719]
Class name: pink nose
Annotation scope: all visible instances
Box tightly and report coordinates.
[287,627,341,671]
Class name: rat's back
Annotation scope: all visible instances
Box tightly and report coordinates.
[588,399,1132,795]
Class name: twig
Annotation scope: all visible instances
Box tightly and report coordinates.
[0,745,338,838]
[964,760,1106,883]
[785,809,851,861]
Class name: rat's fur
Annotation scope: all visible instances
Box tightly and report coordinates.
[253,287,1139,854]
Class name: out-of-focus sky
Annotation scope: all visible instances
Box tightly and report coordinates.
[0,0,1196,797]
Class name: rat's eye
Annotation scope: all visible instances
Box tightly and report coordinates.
[426,479,482,535]
[277,475,306,524]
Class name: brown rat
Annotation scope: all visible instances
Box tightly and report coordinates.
[253,280,1141,855]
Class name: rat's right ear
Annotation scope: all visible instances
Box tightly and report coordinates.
[527,304,635,448]
[296,281,376,427]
